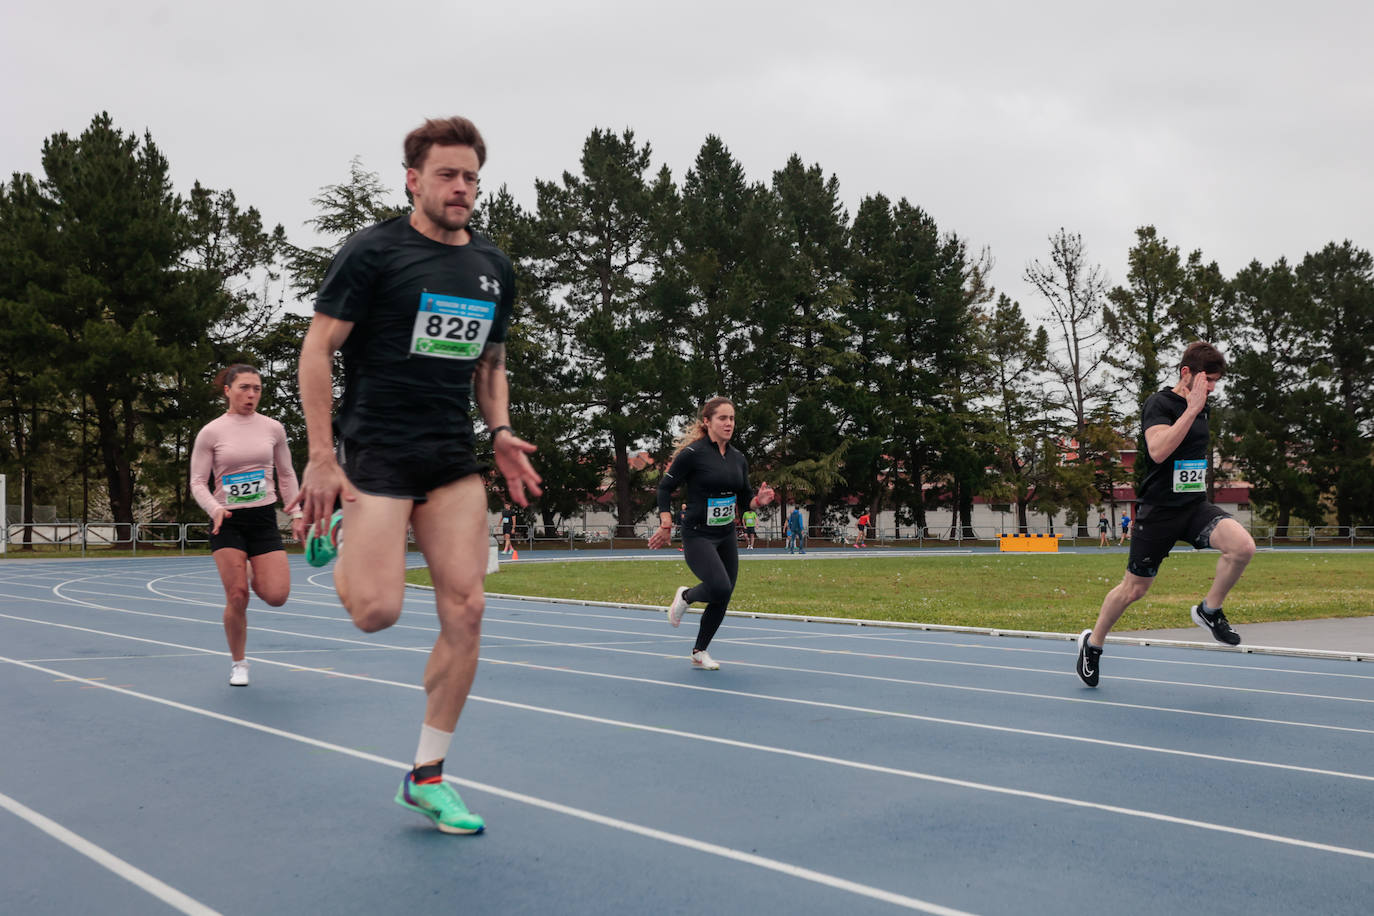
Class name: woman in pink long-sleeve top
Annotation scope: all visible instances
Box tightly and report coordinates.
[190,364,307,686]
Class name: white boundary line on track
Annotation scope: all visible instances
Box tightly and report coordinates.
[36,576,1374,705]
[5,613,1374,856]
[475,588,1374,663]
[9,585,1374,733]
[0,654,973,916]
[0,789,221,916]
[123,568,1374,685]
[9,606,1373,781]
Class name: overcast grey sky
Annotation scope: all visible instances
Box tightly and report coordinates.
[4,0,1370,316]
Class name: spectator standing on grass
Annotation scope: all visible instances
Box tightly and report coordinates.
[787,506,806,554]
[1097,512,1110,547]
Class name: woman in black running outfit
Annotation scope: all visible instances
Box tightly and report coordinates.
[648,397,774,669]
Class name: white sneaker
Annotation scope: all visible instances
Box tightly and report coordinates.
[229,661,249,686]
[667,586,690,628]
[691,649,719,670]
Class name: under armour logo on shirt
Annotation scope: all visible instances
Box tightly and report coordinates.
[478,276,501,297]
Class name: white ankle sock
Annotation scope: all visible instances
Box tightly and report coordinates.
[415,723,453,766]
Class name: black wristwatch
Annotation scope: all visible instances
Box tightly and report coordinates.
[489,425,514,441]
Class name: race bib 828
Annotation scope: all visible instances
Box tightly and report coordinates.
[411,293,495,360]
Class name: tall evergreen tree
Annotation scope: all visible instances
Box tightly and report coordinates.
[984,294,1051,532]
[1104,225,1183,487]
[1296,241,1374,528]
[532,128,680,536]
[31,114,207,527]
[1228,258,1321,533]
[749,155,851,527]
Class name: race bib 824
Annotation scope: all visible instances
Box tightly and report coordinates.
[1172,459,1207,493]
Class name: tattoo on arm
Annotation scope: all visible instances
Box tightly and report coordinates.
[479,342,506,371]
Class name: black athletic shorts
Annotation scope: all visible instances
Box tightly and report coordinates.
[209,505,285,557]
[1126,501,1232,578]
[339,437,488,502]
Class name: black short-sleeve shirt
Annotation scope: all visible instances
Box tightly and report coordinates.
[315,216,516,447]
[1137,389,1210,508]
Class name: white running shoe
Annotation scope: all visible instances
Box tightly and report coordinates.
[691,649,720,670]
[667,586,690,628]
[229,661,249,687]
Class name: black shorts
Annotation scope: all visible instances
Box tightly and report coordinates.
[339,437,488,502]
[1126,501,1232,578]
[209,505,285,557]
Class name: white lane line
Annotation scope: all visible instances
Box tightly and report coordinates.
[468,624,1374,707]
[144,572,1374,682]
[481,590,1374,663]
[478,600,1374,683]
[477,658,1374,783]
[5,599,1371,738]
[0,790,221,916]
[0,655,974,916]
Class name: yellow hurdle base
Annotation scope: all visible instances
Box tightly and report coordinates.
[998,534,1060,553]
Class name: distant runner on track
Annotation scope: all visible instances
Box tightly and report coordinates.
[649,397,775,670]
[190,364,306,687]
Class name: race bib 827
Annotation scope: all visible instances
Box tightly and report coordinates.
[222,469,266,504]
[410,293,495,360]
[1172,459,1207,493]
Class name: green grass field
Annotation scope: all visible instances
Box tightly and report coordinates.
[408,551,1373,633]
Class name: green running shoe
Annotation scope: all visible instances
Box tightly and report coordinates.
[304,510,343,568]
[394,775,485,834]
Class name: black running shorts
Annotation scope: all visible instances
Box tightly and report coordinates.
[209,505,285,557]
[339,437,488,502]
[1126,501,1232,578]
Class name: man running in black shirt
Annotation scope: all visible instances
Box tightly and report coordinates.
[293,117,541,832]
[1076,342,1256,686]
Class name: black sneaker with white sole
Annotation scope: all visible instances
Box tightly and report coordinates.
[1190,602,1241,646]
[1075,629,1103,687]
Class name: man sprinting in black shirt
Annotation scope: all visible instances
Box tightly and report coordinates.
[1076,342,1256,686]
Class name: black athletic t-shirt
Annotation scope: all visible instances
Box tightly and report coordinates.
[1137,388,1210,508]
[657,439,756,538]
[315,216,516,447]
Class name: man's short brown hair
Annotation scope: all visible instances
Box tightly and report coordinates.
[1180,341,1226,377]
[403,117,486,171]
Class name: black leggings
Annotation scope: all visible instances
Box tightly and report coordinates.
[682,534,739,652]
